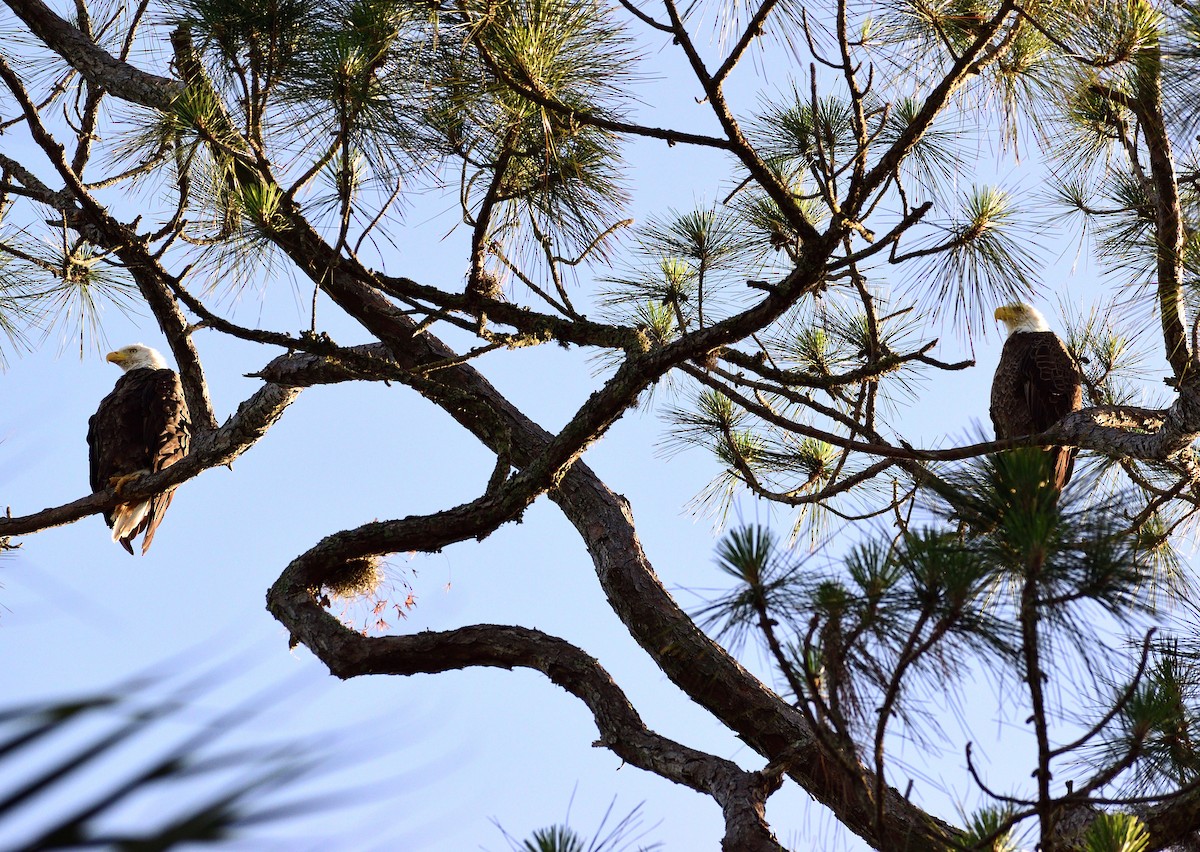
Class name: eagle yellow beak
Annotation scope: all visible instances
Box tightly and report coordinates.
[106,350,125,365]
[994,305,1016,322]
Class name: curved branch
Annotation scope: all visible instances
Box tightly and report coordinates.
[550,452,958,849]
[249,343,960,848]
[264,597,785,850]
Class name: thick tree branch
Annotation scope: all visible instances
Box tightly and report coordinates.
[550,458,958,849]
[1140,786,1200,851]
[262,597,785,851]
[1132,76,1190,382]
[255,347,961,850]
[0,382,299,538]
[4,0,180,110]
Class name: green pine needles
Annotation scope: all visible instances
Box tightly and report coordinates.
[694,446,1195,848]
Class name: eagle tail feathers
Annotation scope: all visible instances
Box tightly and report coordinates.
[1050,446,1078,494]
[111,501,150,553]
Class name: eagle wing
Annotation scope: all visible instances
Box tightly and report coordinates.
[1023,332,1083,432]
[88,368,190,554]
[140,370,190,553]
[991,332,1081,437]
[990,331,1082,490]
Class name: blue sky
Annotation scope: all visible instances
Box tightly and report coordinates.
[0,3,1155,849]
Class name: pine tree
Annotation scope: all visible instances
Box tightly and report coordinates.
[5,0,1200,848]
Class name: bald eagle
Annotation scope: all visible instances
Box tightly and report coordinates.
[990,303,1083,492]
[88,344,190,555]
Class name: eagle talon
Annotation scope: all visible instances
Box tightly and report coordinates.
[107,472,143,497]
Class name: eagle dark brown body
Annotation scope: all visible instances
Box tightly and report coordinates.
[88,366,190,554]
[990,329,1083,492]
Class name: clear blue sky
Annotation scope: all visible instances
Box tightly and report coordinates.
[0,5,1151,849]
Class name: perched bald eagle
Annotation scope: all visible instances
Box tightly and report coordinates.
[88,344,190,555]
[990,303,1083,492]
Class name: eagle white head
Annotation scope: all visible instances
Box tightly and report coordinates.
[106,344,168,372]
[994,303,1051,337]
